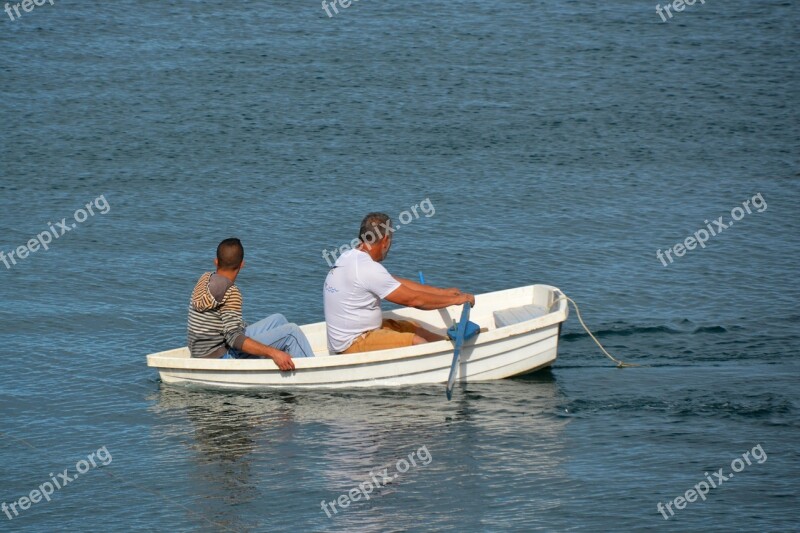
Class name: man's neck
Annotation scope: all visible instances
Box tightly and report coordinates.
[215,269,238,283]
[356,244,382,262]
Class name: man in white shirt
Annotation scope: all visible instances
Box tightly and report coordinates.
[324,212,475,354]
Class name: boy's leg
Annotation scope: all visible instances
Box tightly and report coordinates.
[246,316,315,358]
[244,313,289,337]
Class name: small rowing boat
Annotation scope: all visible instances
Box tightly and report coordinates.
[146,284,568,389]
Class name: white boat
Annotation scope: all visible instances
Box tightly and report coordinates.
[146,284,569,389]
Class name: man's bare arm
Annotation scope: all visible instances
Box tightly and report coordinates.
[394,276,462,297]
[386,284,475,311]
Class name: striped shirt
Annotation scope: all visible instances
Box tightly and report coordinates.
[187,272,247,358]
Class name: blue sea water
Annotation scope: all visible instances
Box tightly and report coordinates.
[1,0,798,531]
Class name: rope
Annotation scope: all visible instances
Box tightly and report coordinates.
[550,294,642,368]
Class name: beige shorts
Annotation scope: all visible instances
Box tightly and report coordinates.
[342,319,419,354]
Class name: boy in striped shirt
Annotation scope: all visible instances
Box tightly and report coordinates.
[187,238,314,370]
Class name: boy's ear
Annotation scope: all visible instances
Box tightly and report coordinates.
[214,258,219,269]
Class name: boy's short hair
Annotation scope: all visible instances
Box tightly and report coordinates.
[217,238,244,269]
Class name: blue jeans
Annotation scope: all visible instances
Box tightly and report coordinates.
[223,314,315,359]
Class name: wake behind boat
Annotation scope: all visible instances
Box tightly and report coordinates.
[146,284,568,389]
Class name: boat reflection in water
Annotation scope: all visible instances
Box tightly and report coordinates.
[149,370,570,531]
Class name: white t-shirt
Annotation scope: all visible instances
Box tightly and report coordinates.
[324,249,401,353]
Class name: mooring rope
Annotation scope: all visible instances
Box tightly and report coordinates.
[550,294,642,368]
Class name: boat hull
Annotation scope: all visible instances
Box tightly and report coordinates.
[146,284,568,390]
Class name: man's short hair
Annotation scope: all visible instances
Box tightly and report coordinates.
[359,213,392,244]
[216,238,244,269]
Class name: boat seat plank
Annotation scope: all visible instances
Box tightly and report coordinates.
[493,304,549,328]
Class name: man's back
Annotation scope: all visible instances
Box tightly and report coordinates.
[187,271,247,358]
[323,249,400,353]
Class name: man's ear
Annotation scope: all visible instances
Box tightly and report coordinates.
[240,260,245,270]
[214,258,219,269]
